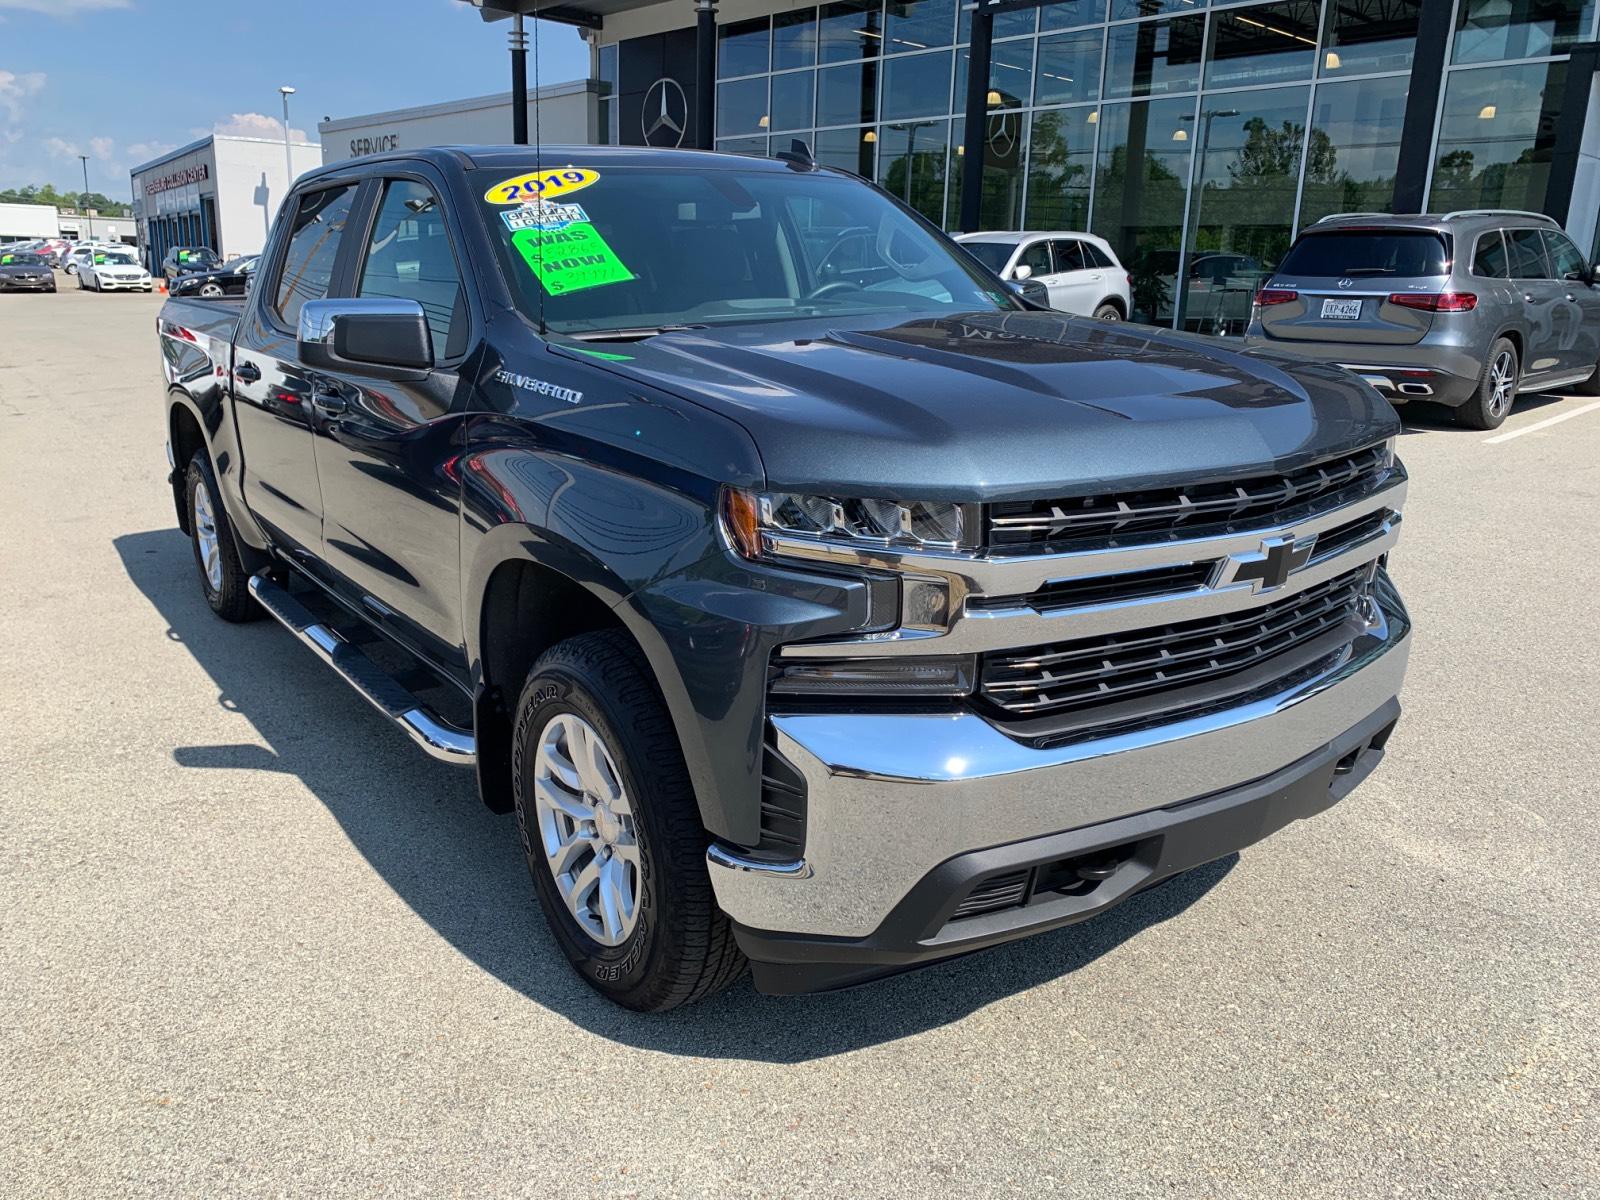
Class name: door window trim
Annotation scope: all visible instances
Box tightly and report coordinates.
[1506,226,1553,280]
[344,166,479,369]
[1470,229,1508,278]
[259,175,374,340]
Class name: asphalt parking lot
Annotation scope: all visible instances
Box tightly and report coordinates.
[2,283,1597,1198]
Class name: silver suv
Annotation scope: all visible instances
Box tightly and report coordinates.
[1245,211,1600,429]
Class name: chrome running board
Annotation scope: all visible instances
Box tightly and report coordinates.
[247,573,476,766]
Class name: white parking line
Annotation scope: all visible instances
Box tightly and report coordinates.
[1484,399,1600,444]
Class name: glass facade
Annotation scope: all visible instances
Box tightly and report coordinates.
[704,0,1600,332]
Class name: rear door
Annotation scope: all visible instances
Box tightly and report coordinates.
[1541,229,1600,376]
[231,179,364,563]
[308,170,475,673]
[1257,228,1450,345]
[1046,238,1103,315]
[1505,227,1564,378]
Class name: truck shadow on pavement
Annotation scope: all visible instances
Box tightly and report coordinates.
[118,526,1235,1062]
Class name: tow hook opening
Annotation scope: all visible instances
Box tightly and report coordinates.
[1036,843,1141,898]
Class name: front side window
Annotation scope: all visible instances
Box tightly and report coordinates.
[471,163,1013,335]
[1051,240,1086,272]
[1018,241,1054,277]
[961,240,1018,273]
[1507,228,1550,279]
[358,179,466,361]
[1543,231,1588,280]
[273,183,359,329]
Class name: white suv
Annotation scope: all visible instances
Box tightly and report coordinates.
[955,231,1132,320]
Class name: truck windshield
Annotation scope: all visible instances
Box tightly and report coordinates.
[1276,231,1449,278]
[468,162,1015,335]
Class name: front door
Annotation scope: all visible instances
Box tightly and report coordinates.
[232,181,362,562]
[308,173,473,676]
[1542,230,1600,378]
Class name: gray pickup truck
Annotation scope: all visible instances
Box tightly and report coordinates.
[157,145,1411,1010]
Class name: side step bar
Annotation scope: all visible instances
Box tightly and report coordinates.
[247,573,476,766]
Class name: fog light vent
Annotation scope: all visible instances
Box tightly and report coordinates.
[951,870,1032,919]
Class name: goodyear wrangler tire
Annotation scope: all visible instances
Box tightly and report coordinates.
[512,630,746,1011]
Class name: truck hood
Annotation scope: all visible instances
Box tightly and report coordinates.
[553,311,1396,502]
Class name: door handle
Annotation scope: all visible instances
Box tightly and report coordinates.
[1524,293,1536,303]
[311,384,348,417]
[234,361,260,383]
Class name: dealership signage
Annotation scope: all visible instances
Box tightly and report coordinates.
[350,133,399,157]
[144,163,209,196]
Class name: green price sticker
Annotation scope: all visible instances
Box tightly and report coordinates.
[512,224,633,296]
[1,255,11,265]
[94,254,106,264]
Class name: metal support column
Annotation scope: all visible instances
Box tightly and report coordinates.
[1391,0,1454,213]
[1545,42,1600,225]
[695,0,717,150]
[958,0,995,233]
[511,14,529,145]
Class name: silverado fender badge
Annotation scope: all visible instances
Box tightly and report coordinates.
[494,368,583,405]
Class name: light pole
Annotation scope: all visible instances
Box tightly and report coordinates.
[279,86,297,190]
[78,154,90,208]
[1178,107,1238,334]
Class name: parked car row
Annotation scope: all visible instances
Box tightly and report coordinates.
[0,238,258,298]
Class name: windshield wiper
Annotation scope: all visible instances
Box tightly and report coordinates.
[567,324,706,343]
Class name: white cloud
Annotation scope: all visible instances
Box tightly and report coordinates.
[211,111,310,142]
[88,135,114,160]
[43,135,79,158]
[124,139,176,163]
[0,68,45,123]
[0,0,131,12]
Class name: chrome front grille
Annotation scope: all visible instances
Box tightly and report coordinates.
[987,444,1392,550]
[979,566,1373,721]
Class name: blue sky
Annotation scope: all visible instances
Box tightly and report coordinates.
[0,0,588,201]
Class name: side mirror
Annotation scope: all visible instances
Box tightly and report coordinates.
[1007,278,1051,309]
[298,298,433,378]
[1010,263,1033,281]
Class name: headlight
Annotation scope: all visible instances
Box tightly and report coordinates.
[721,487,977,560]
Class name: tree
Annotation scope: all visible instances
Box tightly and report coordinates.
[0,182,132,216]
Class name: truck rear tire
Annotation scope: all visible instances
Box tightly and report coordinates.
[1456,338,1518,430]
[184,451,259,623]
[511,630,746,1011]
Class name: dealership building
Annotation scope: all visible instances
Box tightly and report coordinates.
[128,134,323,273]
[470,0,1600,332]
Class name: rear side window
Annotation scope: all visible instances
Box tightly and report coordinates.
[357,179,466,361]
[273,183,359,329]
[1082,241,1115,269]
[1051,239,1085,271]
[1276,231,1448,278]
[1472,232,1508,278]
[1543,231,1588,280]
[1506,229,1550,279]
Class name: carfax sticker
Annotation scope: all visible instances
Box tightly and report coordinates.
[512,224,634,296]
[483,167,600,205]
[500,201,589,233]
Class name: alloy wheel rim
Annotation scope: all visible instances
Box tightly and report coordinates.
[192,483,222,592]
[532,712,641,947]
[200,283,223,298]
[1489,352,1515,418]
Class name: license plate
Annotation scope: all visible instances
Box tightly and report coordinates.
[1320,297,1363,320]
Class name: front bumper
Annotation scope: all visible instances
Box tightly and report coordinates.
[97,277,152,291]
[710,586,1410,994]
[0,276,54,290]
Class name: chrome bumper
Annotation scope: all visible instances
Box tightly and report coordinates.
[708,589,1410,939]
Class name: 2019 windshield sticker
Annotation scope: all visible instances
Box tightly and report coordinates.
[501,201,588,233]
[512,224,635,296]
[493,368,583,405]
[484,168,599,205]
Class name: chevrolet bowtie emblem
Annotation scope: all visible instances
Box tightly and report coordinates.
[1225,534,1315,592]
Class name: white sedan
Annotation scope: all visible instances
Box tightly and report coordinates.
[77,247,153,292]
[955,231,1131,320]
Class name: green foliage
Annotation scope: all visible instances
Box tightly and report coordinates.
[0,183,132,216]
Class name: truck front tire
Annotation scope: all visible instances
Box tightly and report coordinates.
[184,451,259,623]
[511,631,746,1011]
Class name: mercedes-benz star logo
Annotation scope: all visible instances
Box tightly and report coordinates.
[642,77,687,148]
[1337,278,1355,289]
[1223,534,1316,593]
